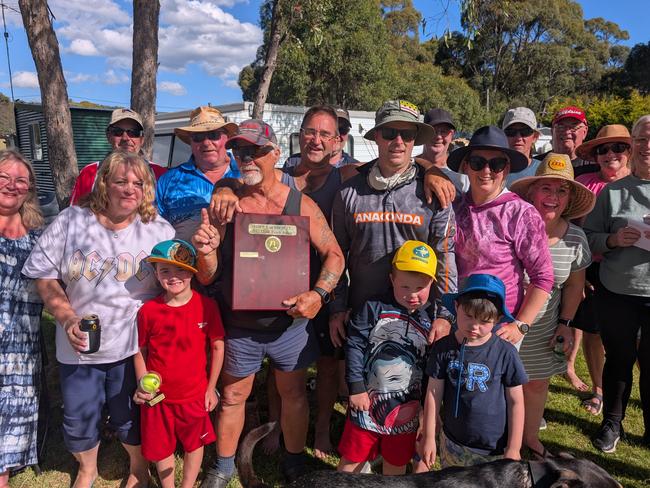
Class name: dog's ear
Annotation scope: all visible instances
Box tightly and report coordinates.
[550,468,584,488]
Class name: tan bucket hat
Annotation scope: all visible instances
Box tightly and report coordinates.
[510,153,596,219]
[174,106,238,144]
[576,124,631,161]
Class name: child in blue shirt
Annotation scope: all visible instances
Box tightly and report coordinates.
[419,273,527,468]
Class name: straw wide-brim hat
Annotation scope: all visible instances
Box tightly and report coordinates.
[510,153,596,219]
[174,106,238,145]
[576,124,631,161]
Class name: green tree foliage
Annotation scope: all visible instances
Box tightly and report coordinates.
[543,91,650,137]
[438,0,629,114]
[623,42,650,94]
[239,0,394,110]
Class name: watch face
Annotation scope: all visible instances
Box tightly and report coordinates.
[518,322,530,334]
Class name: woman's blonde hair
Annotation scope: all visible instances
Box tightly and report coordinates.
[82,150,157,223]
[0,149,44,230]
[631,115,650,174]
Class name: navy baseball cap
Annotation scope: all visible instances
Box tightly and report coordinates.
[442,273,515,323]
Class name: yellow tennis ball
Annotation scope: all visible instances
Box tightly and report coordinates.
[140,372,161,393]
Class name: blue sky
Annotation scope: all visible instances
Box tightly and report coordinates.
[2,0,648,112]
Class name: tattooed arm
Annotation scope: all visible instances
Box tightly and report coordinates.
[281,194,344,320]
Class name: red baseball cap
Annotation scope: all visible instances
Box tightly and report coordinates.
[552,106,587,126]
[226,119,277,148]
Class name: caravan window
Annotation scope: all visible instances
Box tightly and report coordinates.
[153,135,172,167]
[29,122,43,161]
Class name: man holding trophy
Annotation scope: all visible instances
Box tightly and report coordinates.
[192,120,344,487]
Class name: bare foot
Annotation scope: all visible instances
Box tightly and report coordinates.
[261,423,281,455]
[313,428,333,460]
[563,369,589,392]
[72,470,98,488]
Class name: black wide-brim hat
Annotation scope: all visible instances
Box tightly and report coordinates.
[447,125,529,173]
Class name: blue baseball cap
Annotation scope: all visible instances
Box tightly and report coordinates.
[442,273,515,323]
[146,239,198,274]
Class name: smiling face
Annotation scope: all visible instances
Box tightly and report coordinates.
[462,149,510,203]
[552,117,588,159]
[423,123,454,161]
[390,268,433,312]
[632,122,650,175]
[0,159,31,217]
[375,121,417,176]
[105,162,145,220]
[528,178,571,224]
[154,262,193,298]
[299,112,338,166]
[505,123,539,161]
[595,143,630,181]
[191,129,230,171]
[107,119,144,153]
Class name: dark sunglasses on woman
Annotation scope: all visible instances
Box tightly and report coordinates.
[467,155,509,173]
[380,127,418,142]
[595,143,630,156]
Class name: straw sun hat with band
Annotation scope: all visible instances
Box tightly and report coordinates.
[510,153,596,220]
[575,124,632,161]
[174,106,238,145]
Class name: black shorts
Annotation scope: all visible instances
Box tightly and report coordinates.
[572,262,602,333]
[313,310,344,359]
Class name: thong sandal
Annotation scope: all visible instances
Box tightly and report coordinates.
[582,393,604,416]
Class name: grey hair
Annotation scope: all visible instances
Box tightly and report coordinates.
[631,115,650,137]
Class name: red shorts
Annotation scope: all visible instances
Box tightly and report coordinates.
[141,398,216,461]
[338,417,417,467]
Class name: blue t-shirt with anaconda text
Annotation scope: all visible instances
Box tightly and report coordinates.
[426,333,528,455]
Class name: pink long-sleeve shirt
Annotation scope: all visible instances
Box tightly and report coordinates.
[454,190,554,316]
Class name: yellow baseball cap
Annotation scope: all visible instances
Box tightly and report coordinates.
[392,240,437,279]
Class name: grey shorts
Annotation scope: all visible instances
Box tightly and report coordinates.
[223,318,319,377]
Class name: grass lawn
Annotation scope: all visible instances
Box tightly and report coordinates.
[9,317,650,487]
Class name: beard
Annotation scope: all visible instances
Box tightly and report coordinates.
[242,169,263,186]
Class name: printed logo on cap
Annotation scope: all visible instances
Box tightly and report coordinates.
[548,157,567,171]
[412,245,430,262]
[399,100,420,117]
[170,242,194,266]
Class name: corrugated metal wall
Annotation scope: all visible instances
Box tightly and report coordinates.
[15,104,112,195]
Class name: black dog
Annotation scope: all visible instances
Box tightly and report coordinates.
[237,422,622,488]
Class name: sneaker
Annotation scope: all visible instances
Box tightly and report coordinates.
[200,468,233,488]
[592,420,621,453]
[539,417,547,431]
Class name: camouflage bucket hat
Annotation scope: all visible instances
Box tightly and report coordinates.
[364,100,434,145]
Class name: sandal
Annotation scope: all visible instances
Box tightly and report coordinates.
[582,393,603,416]
[528,445,555,461]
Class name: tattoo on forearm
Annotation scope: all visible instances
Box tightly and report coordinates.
[317,268,340,290]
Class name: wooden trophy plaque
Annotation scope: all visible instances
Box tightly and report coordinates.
[232,213,310,310]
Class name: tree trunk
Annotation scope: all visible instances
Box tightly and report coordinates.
[19,0,78,208]
[131,0,160,160]
[252,0,284,120]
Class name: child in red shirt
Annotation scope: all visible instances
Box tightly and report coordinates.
[134,239,225,488]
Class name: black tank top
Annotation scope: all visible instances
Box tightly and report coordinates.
[215,187,302,332]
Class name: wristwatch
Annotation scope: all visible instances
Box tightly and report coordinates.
[516,321,530,335]
[313,287,332,304]
[558,318,572,327]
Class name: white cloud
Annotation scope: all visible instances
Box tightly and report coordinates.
[68,39,100,56]
[159,81,187,96]
[40,0,262,88]
[13,71,40,89]
[69,72,99,83]
[104,69,129,85]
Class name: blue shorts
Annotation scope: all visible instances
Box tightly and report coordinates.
[223,319,319,377]
[58,358,140,453]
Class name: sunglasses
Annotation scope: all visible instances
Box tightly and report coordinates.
[504,127,535,138]
[380,127,417,142]
[338,125,350,136]
[231,144,273,160]
[595,142,630,156]
[190,131,226,143]
[467,155,509,173]
[108,127,143,138]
